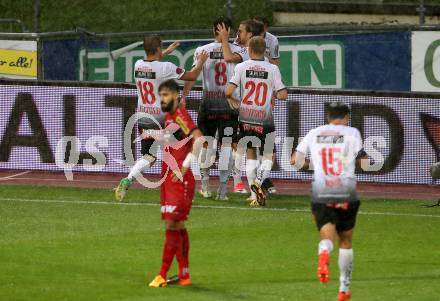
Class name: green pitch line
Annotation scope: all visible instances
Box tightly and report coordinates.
[1,185,439,301]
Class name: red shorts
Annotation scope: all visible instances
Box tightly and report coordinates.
[160,170,195,221]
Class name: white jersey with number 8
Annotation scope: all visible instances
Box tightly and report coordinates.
[134,59,185,128]
[193,42,242,96]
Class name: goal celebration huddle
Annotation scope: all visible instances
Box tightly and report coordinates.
[113,16,368,301]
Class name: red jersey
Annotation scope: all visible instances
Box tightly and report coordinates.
[162,107,197,172]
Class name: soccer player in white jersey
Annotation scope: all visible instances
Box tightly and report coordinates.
[290,102,368,301]
[182,17,245,200]
[225,36,288,207]
[216,19,268,195]
[114,34,208,201]
[254,16,280,65]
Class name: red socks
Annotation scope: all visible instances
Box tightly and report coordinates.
[159,229,180,279]
[158,228,190,280]
[176,228,190,279]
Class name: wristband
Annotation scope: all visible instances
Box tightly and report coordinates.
[182,152,197,168]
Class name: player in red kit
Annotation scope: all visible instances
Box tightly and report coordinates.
[149,80,204,288]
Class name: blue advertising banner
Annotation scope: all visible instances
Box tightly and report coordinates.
[42,31,411,91]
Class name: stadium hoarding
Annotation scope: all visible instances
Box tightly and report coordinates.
[0,40,37,79]
[1,80,439,185]
[411,31,440,92]
[42,31,411,91]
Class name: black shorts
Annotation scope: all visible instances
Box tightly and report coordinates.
[238,123,276,156]
[311,201,360,232]
[141,138,158,158]
[197,113,239,143]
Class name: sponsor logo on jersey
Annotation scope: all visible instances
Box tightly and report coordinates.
[135,70,156,79]
[316,135,344,144]
[161,205,177,213]
[210,51,224,59]
[175,116,190,135]
[246,70,268,79]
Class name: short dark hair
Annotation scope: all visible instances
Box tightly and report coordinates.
[249,36,266,55]
[143,35,162,55]
[213,16,232,35]
[158,79,179,93]
[250,20,264,37]
[327,102,350,120]
[240,19,254,33]
[254,16,270,27]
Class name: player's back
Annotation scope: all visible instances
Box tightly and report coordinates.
[134,59,184,128]
[233,59,284,126]
[304,124,363,202]
[196,42,241,95]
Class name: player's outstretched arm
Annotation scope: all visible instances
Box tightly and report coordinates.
[225,83,240,109]
[217,23,242,63]
[162,41,180,57]
[180,51,209,81]
[290,151,310,171]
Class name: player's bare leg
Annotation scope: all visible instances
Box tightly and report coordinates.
[337,230,353,301]
[115,154,156,202]
[149,220,192,287]
[317,223,337,285]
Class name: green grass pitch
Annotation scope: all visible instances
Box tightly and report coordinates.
[1,184,439,301]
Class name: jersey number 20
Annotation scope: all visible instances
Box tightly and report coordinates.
[243,81,268,106]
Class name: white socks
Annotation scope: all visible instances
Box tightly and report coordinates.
[246,159,259,199]
[338,248,353,293]
[232,150,243,185]
[317,241,353,293]
[256,159,273,185]
[128,158,151,181]
[318,239,334,255]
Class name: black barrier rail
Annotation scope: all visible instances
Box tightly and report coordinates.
[1,78,440,100]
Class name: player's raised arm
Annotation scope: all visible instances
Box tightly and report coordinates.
[180,50,209,81]
[217,23,242,63]
[162,41,180,57]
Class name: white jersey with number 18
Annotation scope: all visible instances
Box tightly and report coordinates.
[134,59,185,128]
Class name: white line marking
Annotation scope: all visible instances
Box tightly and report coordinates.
[0,197,439,219]
[0,171,31,181]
